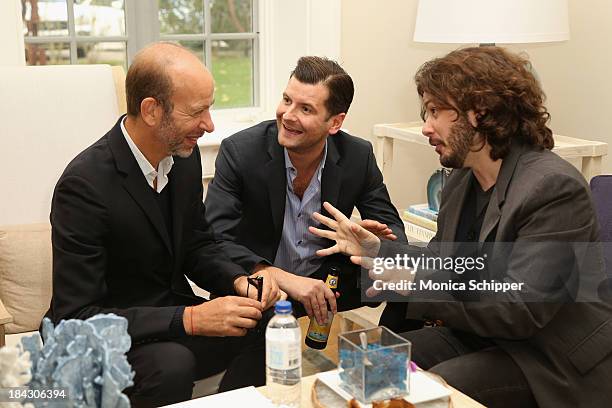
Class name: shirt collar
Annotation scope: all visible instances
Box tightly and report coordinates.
[283,140,328,180]
[120,117,174,192]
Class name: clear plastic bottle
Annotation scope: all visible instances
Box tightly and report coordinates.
[266,300,302,407]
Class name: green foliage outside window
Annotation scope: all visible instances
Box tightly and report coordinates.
[158,0,251,34]
[159,0,254,108]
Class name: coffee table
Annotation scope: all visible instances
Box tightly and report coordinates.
[257,371,486,408]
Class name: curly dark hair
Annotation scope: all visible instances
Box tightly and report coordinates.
[415,46,554,160]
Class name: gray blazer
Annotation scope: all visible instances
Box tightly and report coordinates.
[380,143,612,407]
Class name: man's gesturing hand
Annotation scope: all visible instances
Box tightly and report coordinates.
[309,202,381,259]
[359,219,398,241]
[185,296,262,337]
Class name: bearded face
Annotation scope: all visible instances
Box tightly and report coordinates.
[439,114,478,169]
[157,110,202,158]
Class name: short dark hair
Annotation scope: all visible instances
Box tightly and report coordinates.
[290,56,354,117]
[415,46,554,160]
[125,45,181,117]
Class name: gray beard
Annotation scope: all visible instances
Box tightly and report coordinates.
[158,116,194,158]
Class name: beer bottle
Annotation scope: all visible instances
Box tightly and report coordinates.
[305,266,339,349]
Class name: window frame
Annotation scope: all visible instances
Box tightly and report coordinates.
[156,0,261,109]
[23,0,129,65]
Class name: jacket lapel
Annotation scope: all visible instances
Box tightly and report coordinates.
[108,117,173,255]
[265,127,287,233]
[479,144,524,243]
[321,137,342,212]
[170,159,188,260]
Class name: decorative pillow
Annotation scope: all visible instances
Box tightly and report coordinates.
[0,223,52,334]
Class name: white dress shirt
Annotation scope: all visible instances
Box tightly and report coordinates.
[120,117,174,193]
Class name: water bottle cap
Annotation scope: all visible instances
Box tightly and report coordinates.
[274,300,292,314]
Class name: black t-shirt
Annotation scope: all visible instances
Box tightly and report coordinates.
[450,176,495,301]
[455,175,494,244]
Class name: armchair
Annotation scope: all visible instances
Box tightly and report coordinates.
[0,64,125,347]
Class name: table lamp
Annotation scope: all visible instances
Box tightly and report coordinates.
[413,0,570,46]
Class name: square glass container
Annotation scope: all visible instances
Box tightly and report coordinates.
[338,326,411,403]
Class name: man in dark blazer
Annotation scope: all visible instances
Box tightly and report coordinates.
[47,42,280,406]
[204,56,407,326]
[309,47,612,408]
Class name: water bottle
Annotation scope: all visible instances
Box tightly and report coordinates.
[266,300,302,407]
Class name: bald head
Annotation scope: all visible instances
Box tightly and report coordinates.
[125,42,213,117]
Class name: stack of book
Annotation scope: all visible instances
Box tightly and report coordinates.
[402,204,438,242]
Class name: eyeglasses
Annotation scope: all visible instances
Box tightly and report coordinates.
[246,276,265,335]
[246,276,263,302]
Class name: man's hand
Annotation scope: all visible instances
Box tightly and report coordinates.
[258,265,339,326]
[359,219,398,241]
[310,202,381,259]
[284,273,340,326]
[234,267,281,310]
[185,296,262,337]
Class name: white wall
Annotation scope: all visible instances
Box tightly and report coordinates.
[509,0,612,173]
[0,0,25,65]
[259,0,341,119]
[340,0,612,209]
[341,0,448,207]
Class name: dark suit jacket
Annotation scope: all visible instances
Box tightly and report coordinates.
[204,120,406,308]
[46,116,247,343]
[380,143,612,407]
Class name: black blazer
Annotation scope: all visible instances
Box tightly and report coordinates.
[204,120,407,305]
[46,116,247,343]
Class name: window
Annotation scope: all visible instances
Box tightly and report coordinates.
[158,0,258,108]
[22,0,128,68]
[22,0,259,109]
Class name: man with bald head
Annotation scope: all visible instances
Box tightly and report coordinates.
[46,42,277,406]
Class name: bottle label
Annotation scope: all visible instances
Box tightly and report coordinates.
[306,311,333,343]
[326,275,338,290]
[266,332,301,370]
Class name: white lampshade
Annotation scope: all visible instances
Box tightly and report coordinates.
[414,0,570,44]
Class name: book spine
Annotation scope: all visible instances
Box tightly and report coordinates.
[403,211,438,231]
[407,206,438,221]
[403,220,437,243]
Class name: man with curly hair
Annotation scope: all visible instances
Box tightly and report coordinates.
[309,47,612,408]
